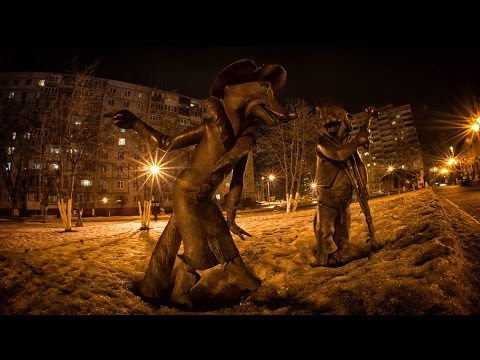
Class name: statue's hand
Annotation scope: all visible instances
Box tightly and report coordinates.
[365,106,379,119]
[227,221,252,240]
[112,109,138,129]
[358,129,370,146]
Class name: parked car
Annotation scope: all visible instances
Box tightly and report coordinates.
[459,179,472,186]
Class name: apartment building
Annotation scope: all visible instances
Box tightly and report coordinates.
[0,71,256,216]
[350,104,425,192]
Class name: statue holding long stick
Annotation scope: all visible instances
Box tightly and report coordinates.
[313,105,378,267]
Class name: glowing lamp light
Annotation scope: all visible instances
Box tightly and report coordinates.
[387,166,394,172]
[473,123,479,132]
[268,174,275,181]
[310,183,317,189]
[150,165,160,175]
[447,158,457,166]
[102,197,108,204]
[440,168,449,174]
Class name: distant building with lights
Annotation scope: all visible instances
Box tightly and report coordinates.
[459,124,480,180]
[350,104,425,192]
[0,71,255,216]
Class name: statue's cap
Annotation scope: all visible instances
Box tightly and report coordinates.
[210,59,287,99]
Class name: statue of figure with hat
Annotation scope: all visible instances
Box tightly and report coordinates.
[313,104,378,267]
[108,59,297,309]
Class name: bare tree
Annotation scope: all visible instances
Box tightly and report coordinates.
[38,64,106,231]
[0,98,38,217]
[256,98,317,213]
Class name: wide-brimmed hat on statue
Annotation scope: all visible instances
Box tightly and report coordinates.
[210,59,287,99]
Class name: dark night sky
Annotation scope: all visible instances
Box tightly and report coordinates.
[1,45,480,114]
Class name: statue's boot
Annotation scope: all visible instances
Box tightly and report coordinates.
[170,261,200,310]
[224,255,261,291]
[316,252,329,267]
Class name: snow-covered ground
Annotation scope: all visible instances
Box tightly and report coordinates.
[1,188,479,315]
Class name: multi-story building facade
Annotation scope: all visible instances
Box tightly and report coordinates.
[350,104,425,192]
[0,71,255,216]
[459,119,480,180]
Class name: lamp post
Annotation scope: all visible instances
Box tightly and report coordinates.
[261,176,265,202]
[100,196,109,217]
[310,182,317,199]
[267,174,275,202]
[139,162,161,230]
[150,164,160,220]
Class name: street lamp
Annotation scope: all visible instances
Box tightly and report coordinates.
[310,182,317,199]
[472,121,479,133]
[138,159,163,230]
[267,174,275,202]
[261,176,265,201]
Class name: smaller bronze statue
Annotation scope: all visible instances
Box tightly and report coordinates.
[109,59,297,309]
[313,105,378,267]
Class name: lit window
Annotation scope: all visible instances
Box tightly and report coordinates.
[120,128,126,133]
[118,138,126,146]
[33,163,41,169]
[392,121,396,125]
[24,132,31,140]
[52,163,59,170]
[51,147,60,153]
[138,93,143,99]
[81,180,92,187]
[12,132,16,140]
[6,162,11,171]
[38,80,45,86]
[8,147,15,154]
[8,92,15,99]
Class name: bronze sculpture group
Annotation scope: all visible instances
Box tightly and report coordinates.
[109,58,377,310]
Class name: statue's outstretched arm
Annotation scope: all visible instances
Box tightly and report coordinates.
[110,109,204,151]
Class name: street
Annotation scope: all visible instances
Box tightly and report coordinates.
[432,184,480,223]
